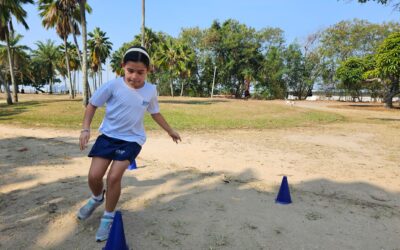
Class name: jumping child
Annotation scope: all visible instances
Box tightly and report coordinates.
[77,46,181,242]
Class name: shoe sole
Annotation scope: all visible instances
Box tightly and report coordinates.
[96,237,108,242]
[76,212,89,220]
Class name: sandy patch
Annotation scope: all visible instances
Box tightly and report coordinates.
[1,102,400,249]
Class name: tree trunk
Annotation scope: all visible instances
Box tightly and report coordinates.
[69,20,83,70]
[63,76,67,94]
[80,0,89,106]
[141,0,145,47]
[49,78,53,94]
[0,74,13,104]
[98,64,102,87]
[170,80,174,97]
[73,71,77,94]
[5,82,13,104]
[384,79,399,109]
[5,33,18,103]
[180,80,184,96]
[93,73,97,91]
[64,36,75,99]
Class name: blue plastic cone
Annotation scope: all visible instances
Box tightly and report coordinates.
[275,176,292,204]
[103,211,129,250]
[128,159,137,170]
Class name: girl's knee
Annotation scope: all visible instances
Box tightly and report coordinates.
[88,171,104,182]
[107,173,122,186]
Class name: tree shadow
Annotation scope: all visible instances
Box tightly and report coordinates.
[367,117,400,122]
[0,99,81,119]
[332,103,400,111]
[1,165,399,249]
[159,99,228,105]
[0,135,85,190]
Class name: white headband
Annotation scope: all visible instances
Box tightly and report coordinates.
[123,48,150,61]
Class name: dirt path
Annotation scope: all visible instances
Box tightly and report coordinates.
[1,102,399,249]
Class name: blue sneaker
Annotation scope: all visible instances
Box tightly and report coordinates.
[95,215,114,242]
[77,192,104,220]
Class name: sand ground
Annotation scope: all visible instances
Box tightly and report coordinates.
[0,100,399,250]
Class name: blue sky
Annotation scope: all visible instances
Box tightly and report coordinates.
[17,0,398,52]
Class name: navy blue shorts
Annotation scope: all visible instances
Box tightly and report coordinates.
[88,134,141,163]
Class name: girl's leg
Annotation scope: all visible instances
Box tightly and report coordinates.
[88,157,112,196]
[105,160,130,212]
[77,157,112,221]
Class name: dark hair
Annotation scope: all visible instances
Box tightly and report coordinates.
[123,46,150,68]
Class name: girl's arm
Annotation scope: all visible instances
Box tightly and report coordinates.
[79,103,97,150]
[151,113,181,143]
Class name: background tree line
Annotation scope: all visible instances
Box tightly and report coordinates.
[1,1,400,107]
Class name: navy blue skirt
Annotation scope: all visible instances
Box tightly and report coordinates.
[88,134,141,163]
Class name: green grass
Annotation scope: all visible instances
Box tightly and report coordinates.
[0,95,345,130]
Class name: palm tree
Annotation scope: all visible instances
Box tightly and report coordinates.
[38,0,80,99]
[58,0,92,101]
[59,41,80,93]
[0,45,12,104]
[176,43,195,96]
[109,49,125,77]
[67,43,81,93]
[154,38,195,97]
[78,0,89,105]
[31,39,62,94]
[0,34,30,95]
[141,0,145,47]
[154,38,181,97]
[0,0,34,104]
[88,27,112,90]
[0,64,12,102]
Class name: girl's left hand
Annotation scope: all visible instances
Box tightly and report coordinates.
[79,130,90,150]
[169,130,181,144]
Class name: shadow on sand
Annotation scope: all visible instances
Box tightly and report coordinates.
[1,156,399,249]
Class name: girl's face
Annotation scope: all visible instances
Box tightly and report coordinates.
[122,61,148,89]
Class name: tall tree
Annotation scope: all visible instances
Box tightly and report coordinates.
[154,38,181,97]
[59,41,80,93]
[31,39,61,94]
[178,27,207,96]
[318,19,400,90]
[368,32,400,108]
[205,19,263,97]
[141,0,145,47]
[283,42,320,100]
[253,27,286,99]
[256,46,286,99]
[78,0,90,105]
[88,27,112,90]
[0,0,34,104]
[38,0,80,99]
[60,0,91,100]
[283,43,305,99]
[0,34,30,91]
[336,57,368,101]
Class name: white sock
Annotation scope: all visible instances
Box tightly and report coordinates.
[92,193,103,202]
[103,210,115,218]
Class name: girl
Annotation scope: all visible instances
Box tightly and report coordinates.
[77,46,181,242]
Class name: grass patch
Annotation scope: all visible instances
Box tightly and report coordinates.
[0,95,344,130]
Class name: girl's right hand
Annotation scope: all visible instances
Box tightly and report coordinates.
[79,130,90,150]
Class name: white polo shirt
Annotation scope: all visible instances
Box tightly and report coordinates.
[89,77,159,145]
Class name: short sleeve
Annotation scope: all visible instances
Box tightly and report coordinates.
[147,87,160,114]
[89,81,113,107]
